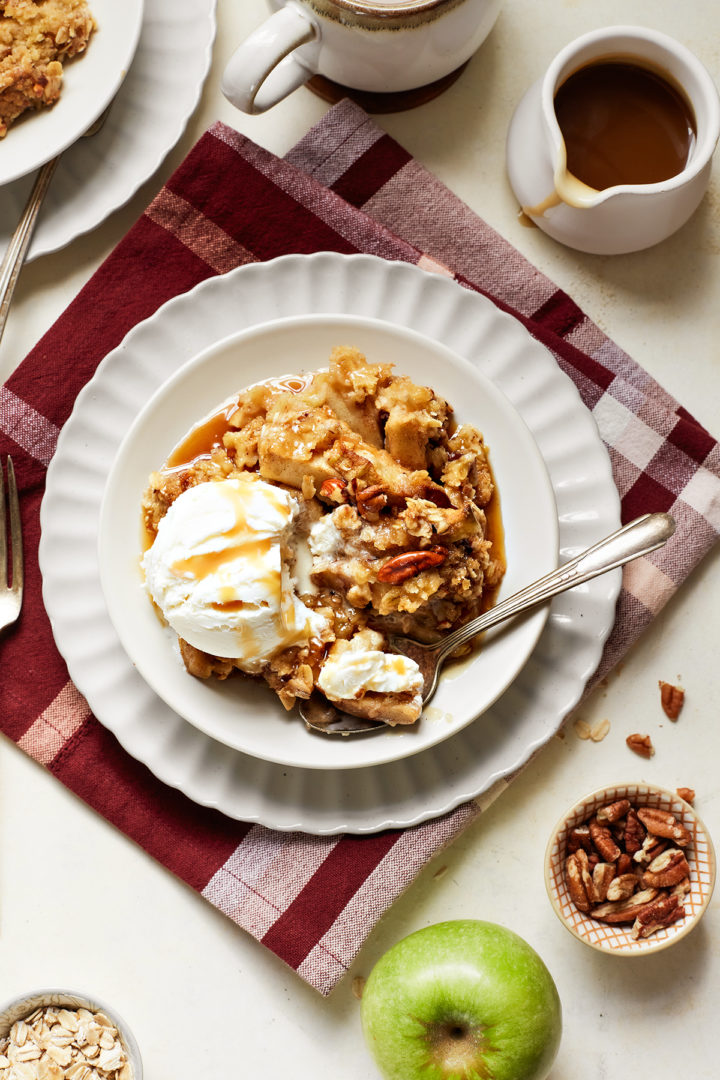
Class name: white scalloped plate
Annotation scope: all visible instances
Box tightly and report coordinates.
[97,314,558,770]
[39,253,621,834]
[0,0,216,256]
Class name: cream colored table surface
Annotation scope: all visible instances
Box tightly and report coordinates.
[2,2,719,1077]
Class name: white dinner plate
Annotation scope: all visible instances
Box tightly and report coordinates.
[97,314,558,770]
[0,0,216,257]
[40,253,621,834]
[0,0,144,186]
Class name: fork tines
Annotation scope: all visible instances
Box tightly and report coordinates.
[1,455,23,617]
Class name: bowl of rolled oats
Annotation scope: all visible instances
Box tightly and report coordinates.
[545,782,716,954]
[0,989,142,1080]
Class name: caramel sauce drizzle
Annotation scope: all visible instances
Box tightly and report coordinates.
[146,369,506,659]
[164,374,313,473]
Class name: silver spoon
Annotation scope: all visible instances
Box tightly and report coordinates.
[299,511,676,735]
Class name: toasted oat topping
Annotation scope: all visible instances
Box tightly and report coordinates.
[0,0,96,137]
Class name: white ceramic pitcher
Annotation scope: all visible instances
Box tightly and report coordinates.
[506,26,720,254]
[221,0,503,115]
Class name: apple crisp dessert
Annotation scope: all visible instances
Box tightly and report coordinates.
[141,347,505,727]
[0,0,96,138]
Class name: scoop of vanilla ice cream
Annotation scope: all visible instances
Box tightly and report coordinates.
[317,629,423,702]
[142,476,326,669]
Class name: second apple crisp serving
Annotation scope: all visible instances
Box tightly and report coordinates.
[141,347,505,727]
[0,0,96,138]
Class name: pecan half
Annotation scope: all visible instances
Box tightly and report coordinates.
[596,798,631,824]
[637,807,692,846]
[565,853,591,912]
[590,862,616,904]
[616,853,633,876]
[567,825,593,855]
[642,848,690,889]
[677,787,695,805]
[318,477,347,504]
[671,877,691,898]
[606,873,638,902]
[591,887,659,924]
[417,480,452,509]
[623,808,645,855]
[355,483,388,517]
[633,837,666,866]
[377,546,447,584]
[631,894,685,939]
[646,839,668,862]
[659,680,684,720]
[626,733,655,758]
[589,820,621,862]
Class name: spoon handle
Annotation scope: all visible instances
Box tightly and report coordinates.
[436,511,675,660]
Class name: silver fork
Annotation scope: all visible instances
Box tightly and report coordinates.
[0,456,23,630]
[0,106,111,349]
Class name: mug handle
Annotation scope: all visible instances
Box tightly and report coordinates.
[221,6,319,115]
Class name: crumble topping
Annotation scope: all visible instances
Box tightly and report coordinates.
[141,346,506,727]
[0,0,96,138]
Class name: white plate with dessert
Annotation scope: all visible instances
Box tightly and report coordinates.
[0,0,144,186]
[97,315,558,770]
[0,0,216,256]
[39,253,620,833]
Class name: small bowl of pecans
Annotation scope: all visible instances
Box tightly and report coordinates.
[0,988,142,1079]
[545,782,716,954]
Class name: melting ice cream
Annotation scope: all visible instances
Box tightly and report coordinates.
[142,475,326,670]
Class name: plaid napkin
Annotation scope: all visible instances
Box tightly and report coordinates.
[2,100,720,995]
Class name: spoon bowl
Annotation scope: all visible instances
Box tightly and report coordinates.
[299,511,676,735]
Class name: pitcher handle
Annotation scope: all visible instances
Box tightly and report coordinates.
[221,6,319,115]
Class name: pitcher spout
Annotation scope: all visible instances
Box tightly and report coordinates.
[507,25,720,254]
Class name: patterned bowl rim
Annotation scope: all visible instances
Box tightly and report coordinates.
[544,782,716,955]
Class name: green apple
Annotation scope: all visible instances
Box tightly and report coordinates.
[360,920,561,1080]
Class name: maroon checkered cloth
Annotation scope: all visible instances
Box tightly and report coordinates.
[2,101,719,994]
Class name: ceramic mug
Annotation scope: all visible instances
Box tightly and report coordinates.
[221,0,503,114]
[506,26,720,254]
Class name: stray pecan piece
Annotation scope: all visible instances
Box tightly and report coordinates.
[677,787,695,805]
[659,680,684,720]
[626,733,654,758]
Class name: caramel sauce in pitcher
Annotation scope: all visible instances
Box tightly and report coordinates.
[554,60,696,190]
